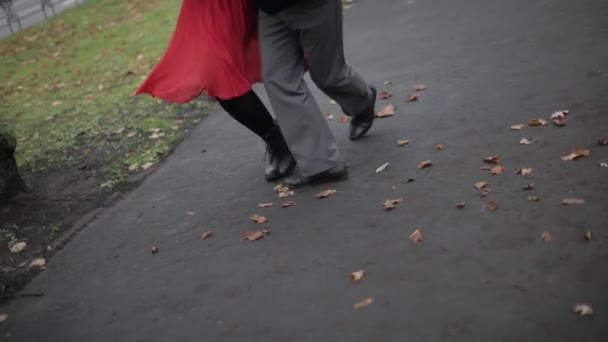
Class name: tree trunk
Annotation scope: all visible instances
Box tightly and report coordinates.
[0,123,26,202]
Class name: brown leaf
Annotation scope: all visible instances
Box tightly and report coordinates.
[274,184,294,198]
[523,183,535,190]
[379,91,393,99]
[405,93,419,102]
[376,162,390,173]
[201,230,213,239]
[436,144,445,151]
[141,162,154,170]
[350,269,365,283]
[316,189,337,199]
[250,214,268,224]
[51,100,62,106]
[151,246,159,254]
[510,124,525,130]
[456,201,467,209]
[486,201,498,211]
[527,195,540,202]
[397,139,410,146]
[29,258,46,267]
[376,104,396,118]
[353,297,374,309]
[128,163,139,172]
[483,155,501,164]
[241,229,270,241]
[520,137,539,145]
[561,198,585,205]
[417,160,432,169]
[529,118,548,126]
[479,189,492,197]
[584,231,592,241]
[561,147,590,161]
[383,197,404,210]
[281,201,295,208]
[516,168,533,176]
[9,241,26,253]
[383,80,393,85]
[0,313,6,323]
[574,303,594,316]
[338,115,350,123]
[552,116,566,127]
[474,181,489,190]
[409,229,423,243]
[490,164,505,175]
[258,203,274,208]
[412,84,427,91]
[598,137,608,145]
[541,231,552,241]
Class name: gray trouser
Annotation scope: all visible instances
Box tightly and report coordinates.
[258,0,372,177]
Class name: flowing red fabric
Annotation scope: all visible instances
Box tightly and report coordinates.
[135,0,262,102]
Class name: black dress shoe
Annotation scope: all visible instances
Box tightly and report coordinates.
[283,163,348,187]
[349,86,377,141]
[263,123,296,181]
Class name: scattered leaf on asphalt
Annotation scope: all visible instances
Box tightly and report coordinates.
[325,113,334,120]
[479,189,492,197]
[141,162,154,170]
[561,198,585,205]
[456,201,467,209]
[600,161,608,168]
[598,137,608,145]
[417,160,432,169]
[376,162,390,173]
[491,164,505,175]
[516,168,533,176]
[552,115,566,127]
[353,297,374,309]
[187,211,196,215]
[376,104,396,118]
[584,231,592,241]
[384,80,393,85]
[541,231,552,241]
[511,124,525,130]
[350,269,366,283]
[241,229,270,241]
[436,144,445,151]
[383,197,404,211]
[151,246,159,254]
[281,201,295,208]
[0,314,6,323]
[523,183,535,190]
[412,84,427,91]
[574,303,594,316]
[379,91,393,99]
[484,155,501,164]
[480,165,493,171]
[561,147,590,161]
[338,115,350,123]
[520,137,539,145]
[9,241,26,253]
[529,118,548,126]
[409,229,423,243]
[201,230,213,239]
[258,203,274,208]
[274,184,294,198]
[474,181,489,190]
[527,195,540,202]
[486,201,498,211]
[30,258,46,267]
[405,93,419,102]
[397,139,410,146]
[316,189,337,199]
[250,214,268,224]
[278,190,294,198]
[329,99,337,105]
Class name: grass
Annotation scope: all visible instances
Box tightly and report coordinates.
[0,0,210,186]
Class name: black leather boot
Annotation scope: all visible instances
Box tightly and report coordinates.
[263,123,296,181]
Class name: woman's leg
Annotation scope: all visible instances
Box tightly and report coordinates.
[216,90,275,139]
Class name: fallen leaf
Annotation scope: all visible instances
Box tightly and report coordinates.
[136,54,144,61]
[329,99,337,105]
[561,147,590,161]
[51,100,62,106]
[151,246,159,254]
[350,269,365,283]
[541,231,552,241]
[9,241,26,253]
[325,113,334,120]
[201,230,213,239]
[187,211,195,215]
[258,203,274,208]
[529,118,548,126]
[574,303,593,316]
[141,162,154,170]
[520,137,539,145]
[456,201,467,209]
[30,258,46,267]
[584,231,592,241]
[383,197,404,210]
[598,137,608,145]
[486,201,498,211]
[376,104,396,118]
[412,84,427,91]
[490,164,505,175]
[436,144,445,151]
[479,189,492,197]
[483,155,501,164]
[397,139,410,146]
[480,165,493,171]
[316,189,337,199]
[338,115,350,123]
[552,116,566,127]
[527,195,540,202]
[405,93,419,102]
[561,198,585,205]
[383,80,393,85]
[278,190,294,198]
[376,162,390,173]
[600,161,608,168]
[474,181,489,190]
[417,160,432,169]
[516,168,533,176]
[281,201,295,208]
[511,124,525,130]
[379,91,392,99]
[409,229,423,243]
[250,214,268,224]
[128,163,139,171]
[353,297,374,309]
[523,183,535,190]
[0,314,6,323]
[241,229,270,241]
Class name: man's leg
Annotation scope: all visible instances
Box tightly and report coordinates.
[258,10,343,177]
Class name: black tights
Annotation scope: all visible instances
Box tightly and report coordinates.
[217,90,275,139]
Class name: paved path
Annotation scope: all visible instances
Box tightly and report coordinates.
[2,0,608,340]
[0,0,78,39]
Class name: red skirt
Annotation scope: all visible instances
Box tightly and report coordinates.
[135,0,262,102]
